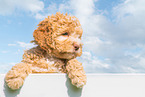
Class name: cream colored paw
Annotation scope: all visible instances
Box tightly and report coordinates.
[6,77,24,90]
[71,76,87,88]
[75,81,86,88]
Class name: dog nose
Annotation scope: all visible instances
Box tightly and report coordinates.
[74,44,79,51]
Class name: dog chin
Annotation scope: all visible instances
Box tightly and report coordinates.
[51,48,82,59]
[62,52,82,59]
[53,51,81,59]
[55,53,75,59]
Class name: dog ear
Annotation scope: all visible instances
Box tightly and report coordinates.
[33,19,55,53]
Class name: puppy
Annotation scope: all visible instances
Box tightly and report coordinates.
[5,12,87,90]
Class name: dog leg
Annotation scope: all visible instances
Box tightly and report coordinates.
[5,63,32,90]
[66,59,87,88]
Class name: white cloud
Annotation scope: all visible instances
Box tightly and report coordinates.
[8,43,16,46]
[0,0,44,16]
[35,1,72,20]
[113,0,145,21]
[6,41,36,56]
[70,0,145,73]
[8,41,36,49]
[110,0,145,46]
[35,3,58,20]
[70,0,95,16]
[0,62,16,73]
[17,41,36,49]
[9,62,17,66]
[35,13,46,20]
[78,51,110,73]
[1,51,9,53]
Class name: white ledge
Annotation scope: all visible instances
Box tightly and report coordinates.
[0,74,145,97]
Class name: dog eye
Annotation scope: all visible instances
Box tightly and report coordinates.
[62,32,69,36]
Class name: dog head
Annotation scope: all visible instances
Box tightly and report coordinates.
[33,12,83,59]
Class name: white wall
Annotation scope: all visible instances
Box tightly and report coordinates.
[0,74,145,97]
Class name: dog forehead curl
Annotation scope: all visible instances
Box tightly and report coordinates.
[33,12,83,59]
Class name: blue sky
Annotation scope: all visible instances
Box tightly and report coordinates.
[0,0,145,73]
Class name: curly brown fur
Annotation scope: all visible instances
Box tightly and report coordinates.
[5,12,86,90]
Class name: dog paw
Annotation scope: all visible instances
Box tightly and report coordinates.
[75,81,86,88]
[71,76,87,88]
[6,77,24,90]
